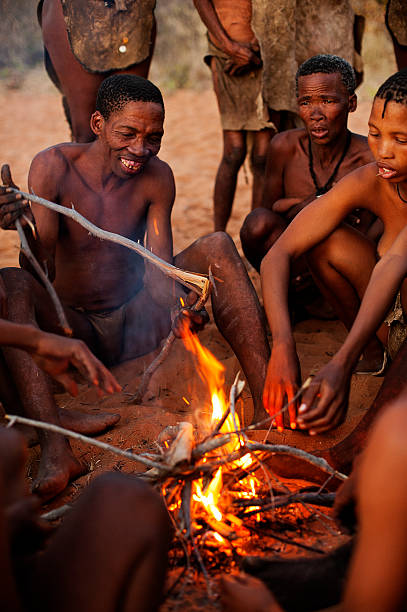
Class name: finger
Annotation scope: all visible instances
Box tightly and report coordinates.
[308,409,345,435]
[286,384,298,429]
[185,291,198,307]
[274,386,284,431]
[1,164,17,188]
[54,372,78,396]
[305,402,345,434]
[299,385,335,423]
[95,363,121,394]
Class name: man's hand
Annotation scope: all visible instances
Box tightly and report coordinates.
[0,165,34,230]
[297,359,351,435]
[32,333,121,397]
[172,307,209,338]
[262,344,301,431]
[223,40,262,76]
[220,574,283,612]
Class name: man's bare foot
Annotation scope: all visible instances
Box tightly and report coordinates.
[32,440,87,500]
[58,407,120,434]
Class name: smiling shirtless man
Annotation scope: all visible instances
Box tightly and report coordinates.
[0,74,270,499]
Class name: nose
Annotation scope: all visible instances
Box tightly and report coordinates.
[127,137,148,157]
[309,103,324,120]
[376,137,394,159]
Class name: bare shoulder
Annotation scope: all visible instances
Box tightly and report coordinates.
[30,142,89,183]
[269,128,305,155]
[140,156,175,207]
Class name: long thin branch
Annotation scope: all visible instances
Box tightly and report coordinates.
[245,441,347,481]
[11,188,208,295]
[5,414,168,472]
[15,219,72,336]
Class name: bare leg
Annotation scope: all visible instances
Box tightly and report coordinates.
[176,232,270,422]
[213,130,247,232]
[41,0,155,142]
[307,225,384,371]
[0,268,119,499]
[250,129,274,211]
[27,473,170,612]
[240,207,287,271]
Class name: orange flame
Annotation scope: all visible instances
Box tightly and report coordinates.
[180,324,259,540]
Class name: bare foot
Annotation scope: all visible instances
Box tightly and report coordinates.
[32,440,86,500]
[58,407,120,434]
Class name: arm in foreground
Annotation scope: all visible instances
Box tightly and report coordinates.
[0,319,121,396]
[299,226,407,434]
[260,170,366,428]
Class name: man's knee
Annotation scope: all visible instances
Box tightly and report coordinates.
[240,208,282,247]
[85,473,169,537]
[222,144,246,170]
[197,231,238,262]
[250,151,267,174]
[1,267,34,295]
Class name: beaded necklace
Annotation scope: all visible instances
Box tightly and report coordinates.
[308,130,351,196]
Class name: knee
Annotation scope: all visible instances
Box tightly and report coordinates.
[222,145,246,170]
[240,208,283,248]
[250,150,267,174]
[1,267,33,293]
[198,231,238,262]
[307,231,342,268]
[86,473,170,539]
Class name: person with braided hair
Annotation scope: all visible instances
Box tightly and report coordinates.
[260,68,407,433]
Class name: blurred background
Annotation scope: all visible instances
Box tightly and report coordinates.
[0,0,397,100]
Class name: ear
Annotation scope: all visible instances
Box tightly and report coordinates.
[90,111,105,136]
[348,93,357,114]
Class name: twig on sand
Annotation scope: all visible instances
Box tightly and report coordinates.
[10,188,208,295]
[15,219,72,336]
[129,277,212,404]
[5,414,167,472]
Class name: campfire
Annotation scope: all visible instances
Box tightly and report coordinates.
[144,326,347,599]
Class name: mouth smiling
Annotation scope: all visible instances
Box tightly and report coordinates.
[120,157,144,173]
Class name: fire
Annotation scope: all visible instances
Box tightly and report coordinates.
[180,323,260,542]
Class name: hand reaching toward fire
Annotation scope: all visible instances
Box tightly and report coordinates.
[297,359,351,435]
[262,344,301,430]
[220,574,284,612]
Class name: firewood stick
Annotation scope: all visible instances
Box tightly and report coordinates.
[5,414,169,472]
[235,491,336,511]
[15,219,72,336]
[10,188,208,295]
[129,278,212,404]
[245,441,347,481]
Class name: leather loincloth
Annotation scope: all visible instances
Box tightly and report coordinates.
[39,0,156,74]
[205,39,275,131]
[386,0,407,47]
[251,0,359,114]
[385,291,407,361]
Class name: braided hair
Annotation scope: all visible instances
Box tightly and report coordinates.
[96,74,164,119]
[375,68,407,117]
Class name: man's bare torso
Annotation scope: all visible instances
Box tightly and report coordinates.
[210,0,254,44]
[30,143,169,311]
[278,129,373,203]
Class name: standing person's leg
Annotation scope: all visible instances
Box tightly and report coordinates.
[175,232,270,422]
[214,130,247,231]
[0,268,119,499]
[307,225,384,371]
[250,129,274,210]
[28,473,171,612]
